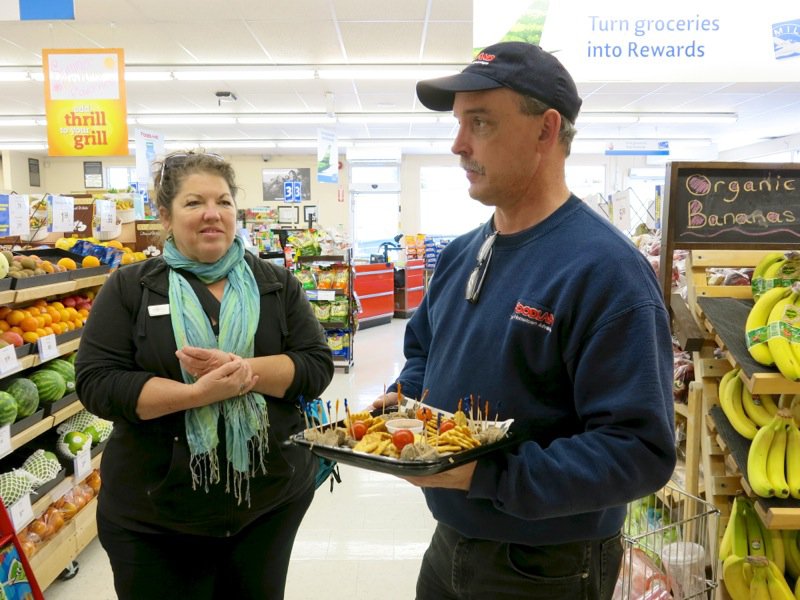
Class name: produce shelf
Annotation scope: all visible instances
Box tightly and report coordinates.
[696,297,800,395]
[709,405,800,529]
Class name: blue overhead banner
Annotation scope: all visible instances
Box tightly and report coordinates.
[0,0,74,21]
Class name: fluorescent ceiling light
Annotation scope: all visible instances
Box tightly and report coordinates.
[637,113,737,124]
[318,68,459,80]
[237,115,336,125]
[125,71,173,81]
[136,116,237,125]
[0,142,47,150]
[338,114,445,124]
[173,69,315,81]
[0,118,41,127]
[0,71,31,82]
[579,114,639,124]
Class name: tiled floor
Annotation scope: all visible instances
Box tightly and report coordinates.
[44,318,433,600]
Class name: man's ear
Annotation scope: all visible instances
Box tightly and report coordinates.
[538,109,562,146]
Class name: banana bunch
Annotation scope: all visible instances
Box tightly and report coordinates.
[721,496,794,600]
[745,281,800,371]
[752,251,800,301]
[780,394,800,427]
[719,368,760,439]
[747,410,800,499]
[781,529,800,581]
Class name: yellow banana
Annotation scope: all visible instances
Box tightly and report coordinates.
[759,393,779,417]
[742,500,768,557]
[781,529,800,580]
[743,386,776,427]
[766,558,796,600]
[718,367,738,402]
[767,292,800,381]
[787,421,800,499]
[767,526,786,574]
[723,373,759,439]
[732,496,750,559]
[753,252,789,282]
[722,555,751,600]
[720,515,734,561]
[746,285,792,366]
[790,394,800,427]
[767,414,791,499]
[795,574,800,599]
[749,560,771,600]
[748,416,777,497]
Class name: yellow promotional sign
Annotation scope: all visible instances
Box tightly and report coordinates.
[43,48,129,156]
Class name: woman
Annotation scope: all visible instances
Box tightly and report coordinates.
[76,151,334,599]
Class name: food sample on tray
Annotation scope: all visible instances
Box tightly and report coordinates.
[300,394,512,463]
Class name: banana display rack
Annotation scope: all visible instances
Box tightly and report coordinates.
[615,483,719,600]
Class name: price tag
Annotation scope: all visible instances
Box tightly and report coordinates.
[95,198,116,232]
[73,446,92,481]
[0,425,11,459]
[316,290,335,301]
[9,494,34,532]
[8,194,30,237]
[0,344,20,375]
[51,195,76,233]
[37,334,59,362]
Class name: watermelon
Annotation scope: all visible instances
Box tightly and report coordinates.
[4,378,39,418]
[66,352,77,366]
[41,359,76,393]
[29,370,67,404]
[0,391,17,426]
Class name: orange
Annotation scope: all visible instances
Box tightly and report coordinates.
[81,255,101,268]
[51,301,65,310]
[0,321,8,333]
[9,326,23,335]
[22,331,39,344]
[6,310,25,326]
[57,257,77,271]
[18,317,39,333]
[0,307,10,320]
[39,260,55,273]
[106,240,124,249]
[50,322,64,335]
[120,253,136,265]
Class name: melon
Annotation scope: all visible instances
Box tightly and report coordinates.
[4,378,39,418]
[0,252,8,279]
[0,391,17,426]
[41,359,76,393]
[29,370,67,403]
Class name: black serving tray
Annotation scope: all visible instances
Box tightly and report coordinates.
[0,278,12,292]
[289,414,519,476]
[15,248,110,280]
[43,391,79,417]
[10,408,45,437]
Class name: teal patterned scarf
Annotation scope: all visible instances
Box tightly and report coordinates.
[164,235,268,504]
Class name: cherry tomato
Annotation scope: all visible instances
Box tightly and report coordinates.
[439,420,456,433]
[391,429,415,450]
[416,407,433,422]
[350,421,367,440]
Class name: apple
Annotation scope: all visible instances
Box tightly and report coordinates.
[62,296,77,308]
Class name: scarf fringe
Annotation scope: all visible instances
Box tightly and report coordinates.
[189,449,220,493]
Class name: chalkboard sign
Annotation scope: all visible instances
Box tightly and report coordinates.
[659,161,800,307]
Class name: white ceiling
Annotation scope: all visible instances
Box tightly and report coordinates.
[0,0,799,159]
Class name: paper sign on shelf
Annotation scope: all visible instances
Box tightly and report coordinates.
[73,446,92,480]
[9,494,34,532]
[8,194,30,236]
[37,334,59,362]
[0,425,11,459]
[0,344,20,376]
[50,195,76,232]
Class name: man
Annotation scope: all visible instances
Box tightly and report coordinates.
[374,42,676,599]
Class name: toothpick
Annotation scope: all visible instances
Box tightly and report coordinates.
[419,388,429,406]
[397,382,403,413]
[300,397,310,430]
[335,399,340,428]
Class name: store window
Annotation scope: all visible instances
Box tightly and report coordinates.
[105,166,136,190]
[420,167,492,237]
[349,162,401,258]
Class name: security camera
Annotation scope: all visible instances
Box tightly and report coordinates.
[215,91,238,101]
[261,154,272,162]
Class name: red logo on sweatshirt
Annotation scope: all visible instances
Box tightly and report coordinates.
[474,52,496,63]
[512,301,554,330]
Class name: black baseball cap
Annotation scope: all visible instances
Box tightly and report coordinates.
[416,41,582,123]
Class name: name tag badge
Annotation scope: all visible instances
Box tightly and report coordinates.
[148,304,170,317]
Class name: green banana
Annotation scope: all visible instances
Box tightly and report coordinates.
[732,496,750,559]
[781,529,800,580]
[767,291,800,381]
[766,413,791,499]
[787,420,800,499]
[722,372,758,439]
[742,500,768,557]
[743,386,776,427]
[753,252,789,282]
[746,285,792,366]
[766,558,796,600]
[748,415,778,497]
[722,555,751,600]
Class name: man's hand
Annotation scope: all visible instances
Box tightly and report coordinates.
[399,462,476,491]
[372,391,399,410]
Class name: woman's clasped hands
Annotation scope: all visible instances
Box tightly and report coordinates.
[176,346,258,400]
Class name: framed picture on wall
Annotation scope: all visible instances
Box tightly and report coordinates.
[28,158,40,187]
[278,205,299,225]
[84,161,103,188]
[303,205,317,222]
[262,167,311,202]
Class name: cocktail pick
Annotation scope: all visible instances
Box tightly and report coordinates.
[299,396,310,430]
[335,399,340,428]
[326,400,332,429]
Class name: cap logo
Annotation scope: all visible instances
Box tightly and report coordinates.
[474,52,496,63]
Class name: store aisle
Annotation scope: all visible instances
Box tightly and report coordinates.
[44,318,433,600]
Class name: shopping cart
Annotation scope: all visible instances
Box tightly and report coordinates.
[614,484,720,600]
